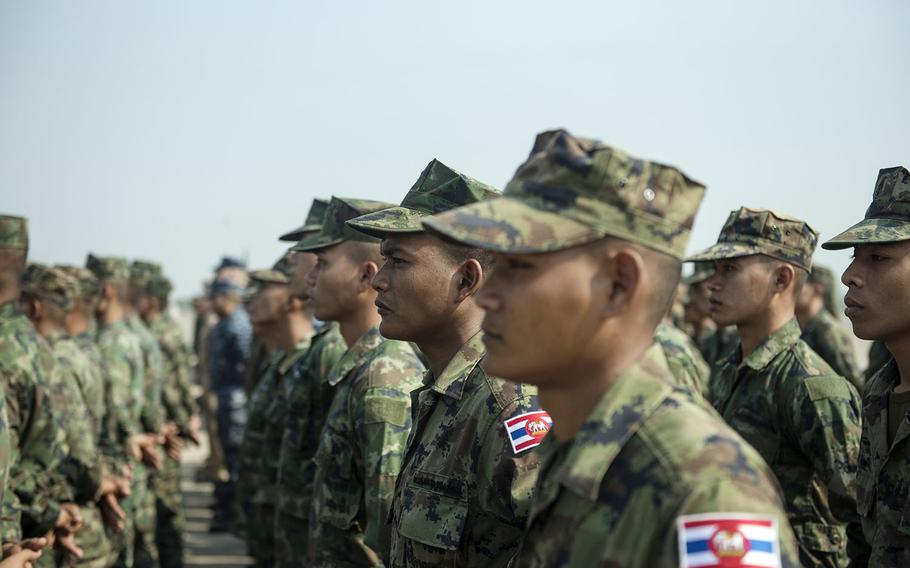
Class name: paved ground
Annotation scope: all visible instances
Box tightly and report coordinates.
[181,435,252,568]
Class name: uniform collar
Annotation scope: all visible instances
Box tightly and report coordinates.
[325,325,383,386]
[0,301,20,322]
[424,331,485,400]
[740,318,802,372]
[278,334,314,375]
[548,343,675,502]
[44,329,67,346]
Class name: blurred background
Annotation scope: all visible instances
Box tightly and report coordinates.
[2,0,908,301]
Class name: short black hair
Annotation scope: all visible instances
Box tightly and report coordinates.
[433,233,495,272]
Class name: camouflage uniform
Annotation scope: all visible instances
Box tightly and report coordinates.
[800,309,862,392]
[348,160,550,567]
[654,321,710,398]
[821,165,910,565]
[274,322,346,567]
[688,208,863,566]
[421,130,800,567]
[693,322,739,369]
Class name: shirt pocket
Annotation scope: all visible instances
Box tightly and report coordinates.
[313,436,362,530]
[731,406,780,465]
[397,470,468,563]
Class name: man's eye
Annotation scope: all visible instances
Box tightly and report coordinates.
[871,254,889,262]
[507,258,533,270]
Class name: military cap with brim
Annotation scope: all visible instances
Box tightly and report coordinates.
[686,207,818,271]
[822,166,910,250]
[421,129,706,259]
[86,254,130,280]
[57,265,100,302]
[215,256,246,271]
[146,274,173,298]
[290,197,395,252]
[21,263,79,311]
[0,215,28,251]
[279,198,330,242]
[347,159,501,239]
[682,261,715,285]
[210,278,244,298]
[130,260,163,286]
[249,269,289,285]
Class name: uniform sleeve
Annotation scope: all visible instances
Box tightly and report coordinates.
[55,363,102,503]
[98,340,140,465]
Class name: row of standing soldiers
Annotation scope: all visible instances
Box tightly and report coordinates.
[0,234,198,568]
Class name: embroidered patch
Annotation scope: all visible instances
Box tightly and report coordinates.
[677,513,780,568]
[504,410,552,454]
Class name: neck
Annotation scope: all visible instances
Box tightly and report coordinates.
[36,319,64,340]
[100,301,126,326]
[795,297,823,328]
[142,310,160,326]
[279,312,314,351]
[737,302,794,358]
[338,301,382,347]
[68,311,93,336]
[539,329,652,443]
[887,335,910,391]
[0,286,20,307]
[418,311,483,377]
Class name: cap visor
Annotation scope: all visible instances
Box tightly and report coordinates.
[421,197,599,253]
[822,217,910,250]
[685,242,764,263]
[278,225,321,242]
[347,207,425,239]
[289,233,344,252]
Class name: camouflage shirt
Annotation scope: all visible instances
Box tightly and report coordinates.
[0,302,70,540]
[852,359,910,565]
[654,321,710,398]
[128,313,165,435]
[149,313,196,434]
[238,347,284,509]
[800,309,862,393]
[693,322,739,370]
[515,342,800,567]
[71,331,106,439]
[96,318,145,471]
[388,332,543,568]
[711,318,863,566]
[310,326,425,567]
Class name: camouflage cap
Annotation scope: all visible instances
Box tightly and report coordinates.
[682,261,715,285]
[130,260,163,287]
[347,159,501,239]
[421,129,706,259]
[21,263,79,311]
[86,253,130,281]
[289,196,395,252]
[686,207,818,271]
[0,215,28,251]
[210,278,244,298]
[146,274,173,299]
[279,198,330,242]
[822,166,910,250]
[56,265,101,303]
[249,268,289,285]
[807,264,840,317]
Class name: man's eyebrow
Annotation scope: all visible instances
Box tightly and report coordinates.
[380,242,403,256]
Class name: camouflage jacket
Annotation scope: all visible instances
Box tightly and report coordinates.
[852,359,910,566]
[711,318,863,566]
[96,318,145,471]
[71,331,106,438]
[310,326,425,567]
[128,314,165,435]
[515,342,801,567]
[388,332,543,568]
[238,347,285,506]
[800,309,862,393]
[693,322,739,370]
[654,321,710,398]
[0,302,70,539]
[46,331,103,503]
[149,313,196,434]
[0,388,9,528]
[275,323,346,523]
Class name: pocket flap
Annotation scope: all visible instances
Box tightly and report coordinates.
[397,484,467,550]
[793,522,846,552]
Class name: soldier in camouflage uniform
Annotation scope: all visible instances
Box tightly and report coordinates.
[421,130,801,567]
[138,272,198,568]
[20,264,114,567]
[274,200,347,567]
[653,321,711,398]
[822,165,910,565]
[0,216,81,561]
[687,207,863,566]
[347,159,546,567]
[87,254,146,568]
[291,197,426,566]
[796,264,862,391]
[683,261,739,368]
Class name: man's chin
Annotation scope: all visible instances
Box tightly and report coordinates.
[377,319,411,341]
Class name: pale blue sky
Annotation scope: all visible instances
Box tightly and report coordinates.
[2,1,908,299]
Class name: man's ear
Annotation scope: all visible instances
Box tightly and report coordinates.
[601,247,642,318]
[102,281,115,300]
[287,295,305,313]
[453,259,484,303]
[774,263,795,292]
[21,296,41,321]
[359,262,379,293]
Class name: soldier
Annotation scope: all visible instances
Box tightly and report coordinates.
[274,202,347,567]
[0,215,81,561]
[421,130,800,566]
[821,165,910,565]
[347,159,544,567]
[682,261,739,368]
[137,273,198,568]
[687,207,863,566]
[796,264,862,391]
[20,264,113,567]
[207,278,252,532]
[653,320,711,398]
[86,253,146,568]
[236,267,291,566]
[291,197,426,566]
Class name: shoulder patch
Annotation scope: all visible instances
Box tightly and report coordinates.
[504,410,551,454]
[677,513,780,568]
[803,375,854,402]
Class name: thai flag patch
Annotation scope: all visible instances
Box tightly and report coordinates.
[504,410,552,454]
[677,513,780,568]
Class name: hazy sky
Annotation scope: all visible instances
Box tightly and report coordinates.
[2,1,908,300]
